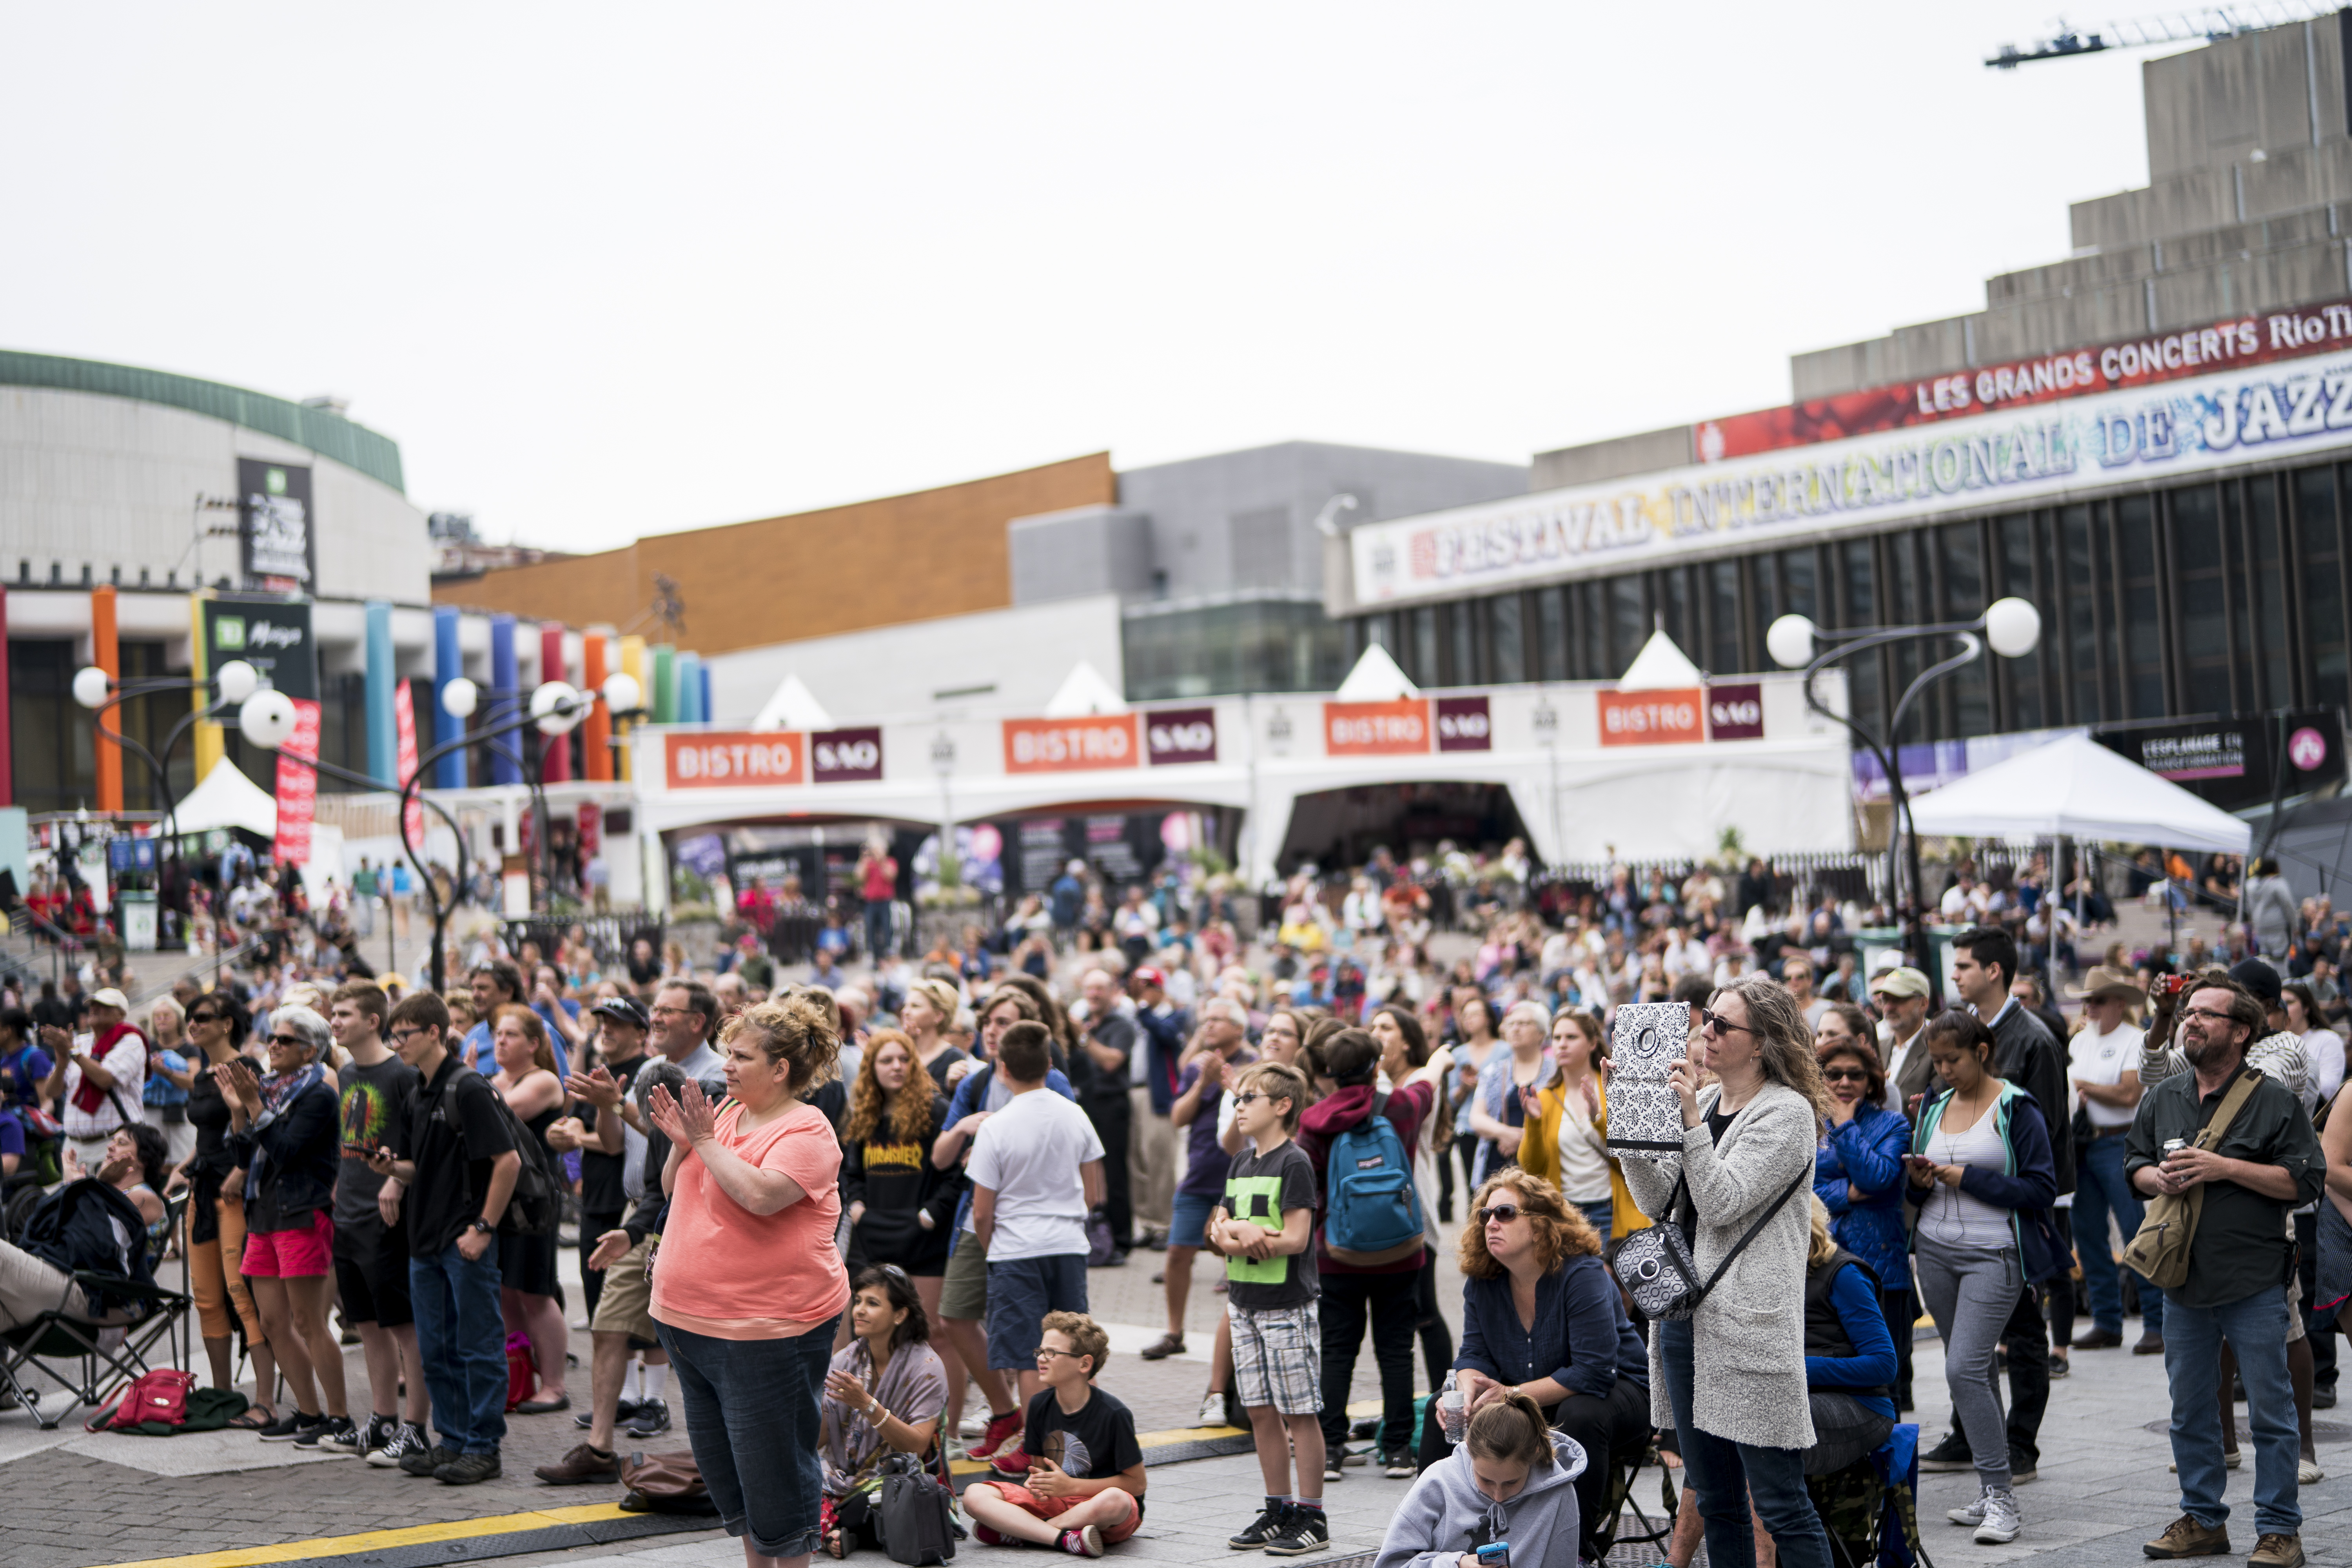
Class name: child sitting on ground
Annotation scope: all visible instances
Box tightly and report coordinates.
[962,1312,1147,1558]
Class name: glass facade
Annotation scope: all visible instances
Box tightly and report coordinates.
[1122,597,1350,701]
[1343,459,2352,746]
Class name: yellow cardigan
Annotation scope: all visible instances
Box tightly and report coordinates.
[1514,1076,1653,1242]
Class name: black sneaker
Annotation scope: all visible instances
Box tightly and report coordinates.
[295,1414,358,1452]
[1322,1447,1347,1483]
[1379,1446,1415,1479]
[322,1414,383,1456]
[626,1401,670,1437]
[1265,1506,1329,1556]
[1230,1504,1290,1550]
[1918,1430,1974,1472]
[579,1397,643,1431]
[400,1441,457,1477]
[435,1450,503,1485]
[2009,1450,2038,1484]
[370,1422,428,1469]
[257,1409,319,1443]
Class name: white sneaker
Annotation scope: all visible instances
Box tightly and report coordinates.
[1973,1488,2021,1545]
[1198,1392,1228,1428]
[1947,1490,1988,1527]
[2298,1457,2325,1485]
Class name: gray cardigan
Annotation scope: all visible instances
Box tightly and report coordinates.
[1619,1079,1818,1451]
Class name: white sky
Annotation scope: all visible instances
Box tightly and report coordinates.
[1,3,2187,553]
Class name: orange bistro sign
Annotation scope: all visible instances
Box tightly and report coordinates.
[1003,714,1142,774]
[1324,698,1430,756]
[665,731,806,787]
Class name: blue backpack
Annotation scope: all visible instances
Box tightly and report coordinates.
[1322,1093,1427,1265]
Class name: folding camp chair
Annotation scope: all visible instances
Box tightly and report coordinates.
[1591,1428,1678,1559]
[1,1265,192,1430]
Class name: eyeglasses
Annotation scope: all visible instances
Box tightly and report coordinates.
[1475,1203,1523,1225]
[187,1013,222,1025]
[1699,1008,1757,1039]
[1822,1067,1869,1083]
[270,1034,309,1048]
[1034,1346,1086,1362]
[650,1005,695,1020]
[1229,1091,1266,1107]
[2179,1007,2239,1026]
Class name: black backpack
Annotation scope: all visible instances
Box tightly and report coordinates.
[437,1067,559,1236]
[875,1452,957,1565]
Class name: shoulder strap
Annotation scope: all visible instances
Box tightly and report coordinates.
[2194,1068,2263,1149]
[1695,1162,1813,1304]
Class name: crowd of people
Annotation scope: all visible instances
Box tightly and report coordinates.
[1,840,2347,1568]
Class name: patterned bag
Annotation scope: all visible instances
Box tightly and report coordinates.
[1612,1165,1808,1321]
[1605,1003,1689,1154]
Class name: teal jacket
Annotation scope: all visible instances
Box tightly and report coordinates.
[1907,1079,2069,1287]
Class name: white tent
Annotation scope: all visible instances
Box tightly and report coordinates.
[1041,660,1128,717]
[1617,629,1704,691]
[751,673,834,732]
[1333,643,1419,702]
[170,759,279,837]
[1906,731,2252,853]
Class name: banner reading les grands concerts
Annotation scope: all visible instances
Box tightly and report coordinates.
[1352,302,2352,608]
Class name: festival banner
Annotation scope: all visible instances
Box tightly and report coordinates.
[1597,688,1704,748]
[1706,683,1765,741]
[392,679,425,849]
[812,727,885,783]
[1003,714,1141,773]
[1434,695,1492,752]
[1324,699,1430,756]
[1145,707,1219,765]
[665,731,806,788]
[273,698,323,864]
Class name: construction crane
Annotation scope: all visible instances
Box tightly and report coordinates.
[1987,3,2333,67]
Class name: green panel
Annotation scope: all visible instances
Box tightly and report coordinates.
[0,350,405,494]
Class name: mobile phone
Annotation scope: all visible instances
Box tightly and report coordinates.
[1476,1542,1511,1568]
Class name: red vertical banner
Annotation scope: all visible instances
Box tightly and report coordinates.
[539,623,572,782]
[578,801,602,861]
[392,680,425,850]
[273,699,323,864]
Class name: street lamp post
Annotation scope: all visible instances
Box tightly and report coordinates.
[1766,597,2043,979]
[72,659,263,851]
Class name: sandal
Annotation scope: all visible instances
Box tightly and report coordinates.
[227,1406,274,1431]
[824,1530,848,1560]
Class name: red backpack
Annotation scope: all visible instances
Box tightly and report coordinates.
[504,1332,536,1411]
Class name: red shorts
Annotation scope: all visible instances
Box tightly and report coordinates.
[972,1483,1142,1545]
[241,1210,333,1278]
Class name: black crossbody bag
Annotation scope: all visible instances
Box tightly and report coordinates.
[1612,1164,1809,1322]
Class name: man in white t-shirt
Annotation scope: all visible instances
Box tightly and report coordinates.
[1869,966,1935,1115]
[969,1021,1106,1411]
[38,985,147,1164]
[2063,967,2160,1354]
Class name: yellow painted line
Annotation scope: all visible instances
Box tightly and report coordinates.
[93,1503,657,1568]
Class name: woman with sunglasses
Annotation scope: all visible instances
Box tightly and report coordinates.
[1618,974,1837,1568]
[166,995,277,1415]
[1421,1171,1649,1564]
[224,1004,353,1446]
[817,1265,948,1559]
[1812,1026,1914,1410]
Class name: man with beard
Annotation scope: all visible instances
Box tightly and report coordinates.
[2127,978,2323,1568]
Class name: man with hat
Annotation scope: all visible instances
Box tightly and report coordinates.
[550,996,652,1328]
[1868,965,1935,1117]
[2062,966,2161,1354]
[36,986,146,1169]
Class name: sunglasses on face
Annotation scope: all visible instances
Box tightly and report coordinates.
[1699,1008,1757,1038]
[270,1035,309,1049]
[1822,1067,1869,1083]
[1476,1203,1523,1225]
[1229,1091,1267,1107]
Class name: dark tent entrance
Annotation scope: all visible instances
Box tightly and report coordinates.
[1276,780,1528,874]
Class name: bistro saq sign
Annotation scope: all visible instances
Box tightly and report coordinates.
[1597,684,1768,748]
[665,729,888,788]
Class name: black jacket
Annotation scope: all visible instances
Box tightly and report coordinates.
[1988,1000,2073,1197]
[229,1080,341,1233]
[841,1093,961,1269]
[21,1178,155,1315]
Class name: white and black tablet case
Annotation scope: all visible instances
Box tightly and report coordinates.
[1606,1001,1689,1154]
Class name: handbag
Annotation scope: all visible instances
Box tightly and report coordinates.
[92,1367,196,1432]
[618,1448,719,1515]
[1613,1163,1810,1321]
[875,1451,958,1565]
[2119,1068,2262,1290]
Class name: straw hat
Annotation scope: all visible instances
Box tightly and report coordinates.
[2065,965,2145,1005]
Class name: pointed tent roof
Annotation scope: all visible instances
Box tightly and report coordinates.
[1042,660,1128,717]
[1617,629,1704,691]
[752,673,834,732]
[1906,731,2252,853]
[170,757,279,837]
[1334,642,1420,702]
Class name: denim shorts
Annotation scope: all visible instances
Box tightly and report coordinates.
[658,1317,839,1561]
[1169,1189,1217,1250]
[984,1254,1089,1370]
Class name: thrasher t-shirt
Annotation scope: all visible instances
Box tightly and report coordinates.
[1023,1385,1143,1487]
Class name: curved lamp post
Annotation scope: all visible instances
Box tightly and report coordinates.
[238,671,641,993]
[72,659,264,851]
[1766,597,2042,975]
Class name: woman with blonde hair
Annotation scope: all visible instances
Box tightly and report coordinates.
[1424,1171,1647,1562]
[897,977,967,1094]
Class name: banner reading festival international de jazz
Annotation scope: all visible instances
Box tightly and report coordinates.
[1351,330,2352,608]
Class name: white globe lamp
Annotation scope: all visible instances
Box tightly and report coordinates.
[238,688,299,751]
[1766,614,1818,671]
[1984,597,2042,659]
[532,681,584,736]
[71,666,113,710]
[214,659,260,704]
[601,671,642,716]
[440,677,479,720]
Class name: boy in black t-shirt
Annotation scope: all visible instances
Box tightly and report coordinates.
[962,1312,1145,1557]
[1206,1061,1327,1556]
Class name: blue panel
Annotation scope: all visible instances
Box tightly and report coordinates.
[434,606,468,789]
[490,615,521,786]
[365,601,396,785]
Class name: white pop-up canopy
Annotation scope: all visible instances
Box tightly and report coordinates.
[170,758,279,837]
[1906,731,2252,853]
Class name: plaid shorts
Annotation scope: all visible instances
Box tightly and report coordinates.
[1228,1301,1321,1416]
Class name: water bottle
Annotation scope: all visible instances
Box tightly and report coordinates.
[1438,1371,1466,1443]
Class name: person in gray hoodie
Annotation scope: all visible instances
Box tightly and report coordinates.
[1374,1393,1585,1568]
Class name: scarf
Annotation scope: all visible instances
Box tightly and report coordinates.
[72,1022,147,1116]
[818,1339,947,1494]
[244,1062,325,1203]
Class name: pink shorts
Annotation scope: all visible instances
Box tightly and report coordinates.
[241,1210,333,1278]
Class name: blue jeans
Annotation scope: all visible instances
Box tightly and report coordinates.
[660,1316,839,1560]
[1574,1199,1614,1249]
[408,1242,508,1455]
[1660,1317,1833,1568]
[2162,1285,2300,1536]
[2073,1133,2163,1338]
[863,899,893,961]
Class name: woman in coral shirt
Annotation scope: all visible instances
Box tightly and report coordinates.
[649,993,851,1568]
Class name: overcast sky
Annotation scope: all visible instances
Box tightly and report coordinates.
[3,3,2182,553]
